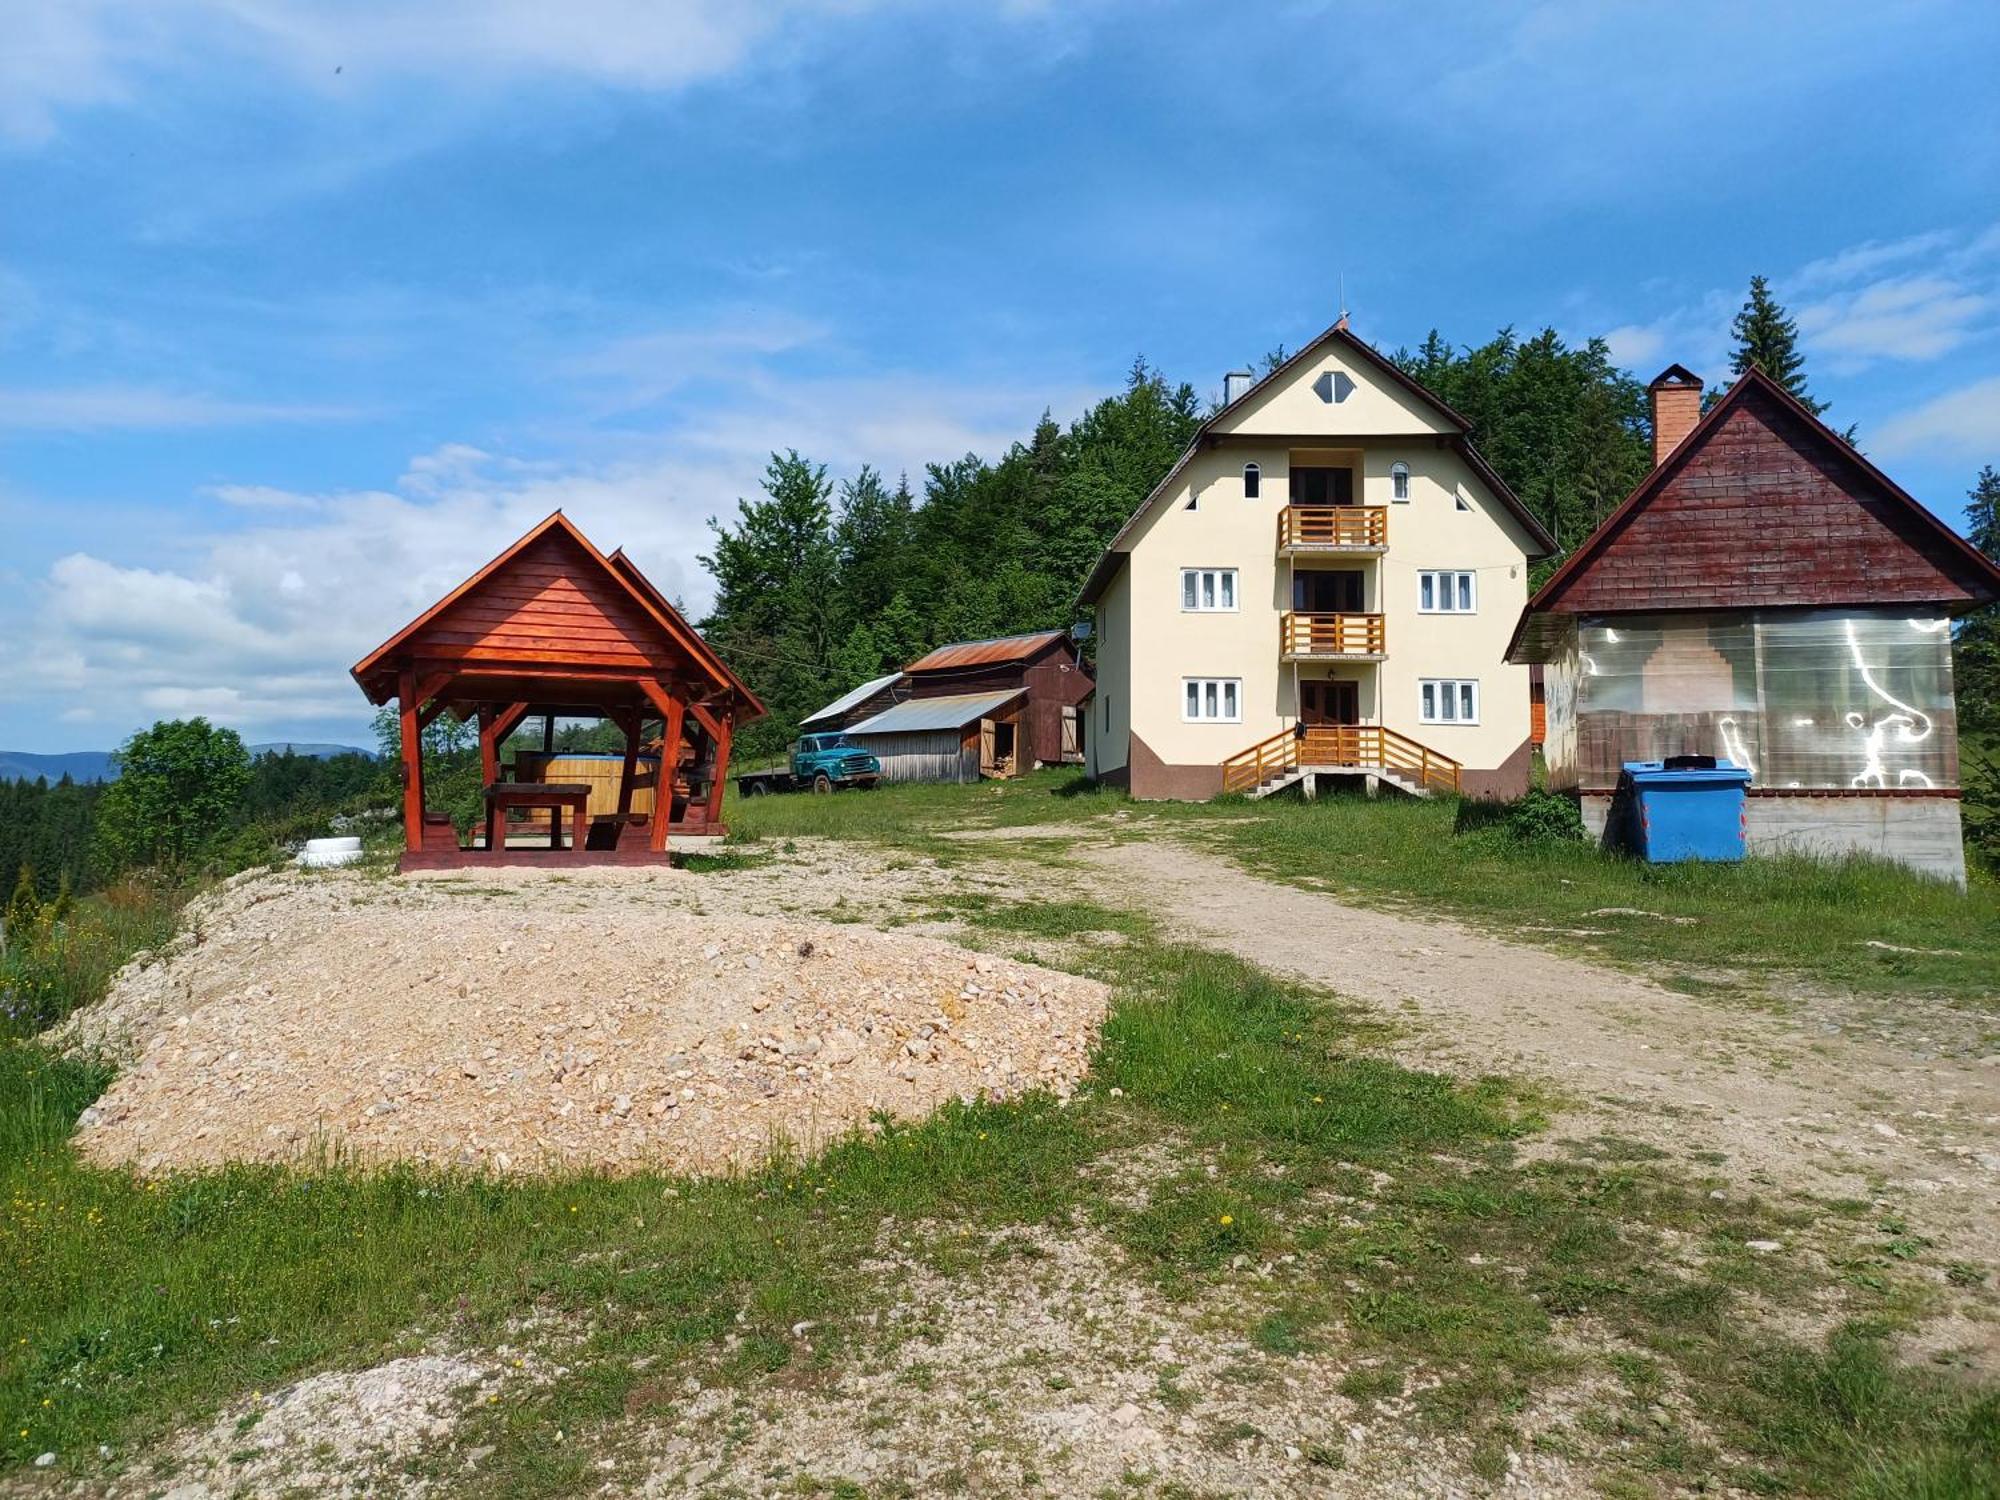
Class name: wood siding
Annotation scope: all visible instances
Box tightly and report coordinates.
[420,533,683,672]
[1539,382,1996,616]
[853,730,981,784]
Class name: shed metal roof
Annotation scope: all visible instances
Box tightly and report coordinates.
[801,672,902,725]
[845,688,1024,736]
[905,630,1067,674]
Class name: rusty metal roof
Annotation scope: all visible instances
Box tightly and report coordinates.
[905,630,1068,674]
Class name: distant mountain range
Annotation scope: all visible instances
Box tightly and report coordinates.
[0,742,373,785]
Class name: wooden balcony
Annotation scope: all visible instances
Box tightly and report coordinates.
[1278,505,1388,554]
[1281,611,1386,660]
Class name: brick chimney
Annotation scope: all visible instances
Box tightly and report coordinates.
[1648,364,1704,467]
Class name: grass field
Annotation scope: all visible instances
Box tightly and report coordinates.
[2,778,1997,1494]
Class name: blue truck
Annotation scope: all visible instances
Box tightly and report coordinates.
[735,733,882,796]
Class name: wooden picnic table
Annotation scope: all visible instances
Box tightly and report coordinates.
[484,781,592,856]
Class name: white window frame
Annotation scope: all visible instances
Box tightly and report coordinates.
[1390,462,1410,502]
[1417,569,1477,614]
[1180,567,1239,613]
[1418,679,1480,725]
[1243,462,1260,499]
[1181,677,1242,724]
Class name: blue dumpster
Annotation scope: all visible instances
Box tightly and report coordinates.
[1613,756,1751,863]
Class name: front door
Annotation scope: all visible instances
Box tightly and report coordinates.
[1300,680,1360,726]
[1294,569,1365,613]
[1290,466,1355,506]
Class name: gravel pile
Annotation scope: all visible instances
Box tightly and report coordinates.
[69,870,1108,1177]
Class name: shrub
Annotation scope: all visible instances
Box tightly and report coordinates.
[1501,789,1587,845]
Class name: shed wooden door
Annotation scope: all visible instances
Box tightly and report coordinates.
[979,716,996,775]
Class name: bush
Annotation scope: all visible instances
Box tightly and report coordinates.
[1501,789,1587,845]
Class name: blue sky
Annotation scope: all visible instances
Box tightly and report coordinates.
[3,0,1998,753]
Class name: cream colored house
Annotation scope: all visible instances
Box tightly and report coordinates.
[1078,320,1555,800]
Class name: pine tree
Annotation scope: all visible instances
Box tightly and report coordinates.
[1728,275,1828,417]
[1954,465,2000,734]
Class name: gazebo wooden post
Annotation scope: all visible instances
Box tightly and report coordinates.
[705,712,734,825]
[638,679,684,854]
[478,705,498,786]
[615,710,641,818]
[687,703,733,829]
[397,668,425,854]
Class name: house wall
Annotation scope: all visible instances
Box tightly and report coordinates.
[1087,563,1133,784]
[1101,439,1537,798]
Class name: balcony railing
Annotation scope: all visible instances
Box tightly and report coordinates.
[1281,611,1386,659]
[1220,724,1461,796]
[1278,505,1388,553]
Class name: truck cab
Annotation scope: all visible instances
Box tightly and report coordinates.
[790,733,881,792]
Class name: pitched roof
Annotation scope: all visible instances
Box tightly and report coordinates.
[1506,366,2000,661]
[905,630,1071,674]
[350,512,763,719]
[1076,321,1555,606]
[801,672,902,725]
[605,547,765,715]
[846,688,1025,735]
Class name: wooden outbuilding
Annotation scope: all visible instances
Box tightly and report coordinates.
[1509,365,2000,883]
[898,630,1093,773]
[351,512,763,869]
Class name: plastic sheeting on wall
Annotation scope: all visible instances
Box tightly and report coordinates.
[1572,610,1959,790]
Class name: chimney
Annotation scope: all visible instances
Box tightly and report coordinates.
[1222,369,1254,405]
[1647,364,1703,467]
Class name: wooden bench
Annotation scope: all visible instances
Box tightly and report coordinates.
[484,782,592,857]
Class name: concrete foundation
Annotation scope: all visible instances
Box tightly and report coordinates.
[1581,791,1967,886]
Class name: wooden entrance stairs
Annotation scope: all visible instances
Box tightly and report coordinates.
[1220,724,1461,799]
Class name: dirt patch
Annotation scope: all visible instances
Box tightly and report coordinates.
[81,1356,491,1499]
[69,869,1106,1176]
[629,1222,1593,1498]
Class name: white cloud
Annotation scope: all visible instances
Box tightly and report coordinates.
[0,386,358,432]
[3,334,1079,745]
[1874,376,2000,459]
[1797,275,1990,367]
[1601,223,1999,383]
[0,0,1081,146]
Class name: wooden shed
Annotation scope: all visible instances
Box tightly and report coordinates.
[1508,365,2000,883]
[900,630,1093,771]
[842,689,1026,783]
[351,512,763,869]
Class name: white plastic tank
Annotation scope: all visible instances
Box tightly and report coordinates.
[296,836,364,869]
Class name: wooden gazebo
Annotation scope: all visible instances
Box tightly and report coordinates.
[351,512,763,869]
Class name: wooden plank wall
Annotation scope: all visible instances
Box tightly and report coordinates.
[419,533,682,671]
[855,731,981,784]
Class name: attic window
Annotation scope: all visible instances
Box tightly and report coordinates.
[1391,463,1410,501]
[1243,463,1260,499]
[1455,493,1473,512]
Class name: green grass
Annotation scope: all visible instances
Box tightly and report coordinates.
[3,819,1996,1494]
[1,880,185,1042]
[728,769,2000,1004]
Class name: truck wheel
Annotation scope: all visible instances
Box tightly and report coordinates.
[745,781,769,797]
[812,773,833,795]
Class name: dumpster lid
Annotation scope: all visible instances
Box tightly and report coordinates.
[1620,758,1752,786]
